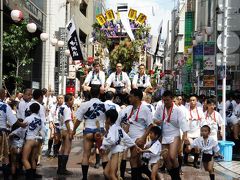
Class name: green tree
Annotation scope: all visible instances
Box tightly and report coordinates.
[110,39,144,71]
[3,21,38,93]
[92,22,150,71]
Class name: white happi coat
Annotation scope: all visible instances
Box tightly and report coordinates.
[101,124,135,154]
[75,98,106,129]
[186,107,205,138]
[154,103,189,144]
[142,140,162,164]
[59,104,73,131]
[191,136,220,155]
[117,104,153,141]
[202,111,223,141]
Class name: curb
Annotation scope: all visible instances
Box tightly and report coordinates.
[214,162,240,179]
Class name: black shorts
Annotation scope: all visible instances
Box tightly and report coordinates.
[138,87,146,92]
[202,153,213,162]
[54,123,61,134]
[115,87,124,94]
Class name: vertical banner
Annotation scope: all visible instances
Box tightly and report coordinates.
[66,19,83,61]
[117,3,135,41]
[153,20,163,63]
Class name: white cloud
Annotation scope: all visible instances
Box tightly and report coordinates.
[105,0,173,39]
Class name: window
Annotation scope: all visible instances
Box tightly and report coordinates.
[80,0,87,17]
[79,29,87,43]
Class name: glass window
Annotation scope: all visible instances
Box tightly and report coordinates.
[79,0,87,17]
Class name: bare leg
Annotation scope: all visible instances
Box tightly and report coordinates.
[151,163,160,180]
[22,141,34,170]
[82,134,94,180]
[82,134,94,165]
[109,153,119,180]
[233,124,239,139]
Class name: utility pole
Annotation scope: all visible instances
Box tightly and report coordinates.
[0,0,3,89]
[222,0,228,141]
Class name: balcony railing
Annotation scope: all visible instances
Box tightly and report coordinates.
[24,0,46,30]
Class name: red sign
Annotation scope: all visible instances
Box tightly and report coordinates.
[87,57,94,64]
[66,87,75,94]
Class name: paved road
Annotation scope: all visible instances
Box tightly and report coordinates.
[39,139,235,180]
[0,139,236,180]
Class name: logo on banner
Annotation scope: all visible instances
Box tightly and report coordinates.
[128,8,137,20]
[96,14,106,26]
[106,9,115,21]
[136,13,147,24]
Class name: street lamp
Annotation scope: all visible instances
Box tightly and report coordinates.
[26,23,37,33]
[57,40,65,47]
[51,38,58,46]
[40,33,49,41]
[10,10,37,33]
[10,9,23,22]
[64,49,71,56]
[0,9,37,89]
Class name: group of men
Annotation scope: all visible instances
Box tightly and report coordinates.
[82,62,152,103]
[41,62,228,180]
[0,61,239,180]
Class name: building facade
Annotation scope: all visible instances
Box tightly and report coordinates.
[2,0,46,93]
[166,0,240,95]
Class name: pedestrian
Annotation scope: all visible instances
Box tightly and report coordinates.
[104,91,121,112]
[202,98,224,141]
[46,95,64,157]
[138,126,162,180]
[16,88,32,122]
[132,64,152,93]
[190,125,222,180]
[184,94,205,168]
[142,93,155,116]
[9,125,25,178]
[22,103,43,179]
[101,109,137,180]
[115,94,131,179]
[82,61,106,100]
[57,93,74,175]
[153,90,189,180]
[0,88,27,180]
[93,91,120,168]
[73,86,107,180]
[26,89,47,166]
[117,88,153,179]
[174,96,187,175]
[105,63,131,105]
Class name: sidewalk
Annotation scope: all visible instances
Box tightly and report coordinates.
[214,161,240,179]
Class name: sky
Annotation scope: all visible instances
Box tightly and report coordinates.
[105,0,176,39]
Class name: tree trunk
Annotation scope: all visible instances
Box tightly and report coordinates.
[15,60,19,95]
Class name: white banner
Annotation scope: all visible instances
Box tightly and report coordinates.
[66,19,83,61]
[117,3,135,41]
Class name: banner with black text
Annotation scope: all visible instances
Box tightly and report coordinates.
[66,19,83,61]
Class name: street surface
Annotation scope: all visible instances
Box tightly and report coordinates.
[0,137,236,179]
[29,139,236,179]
